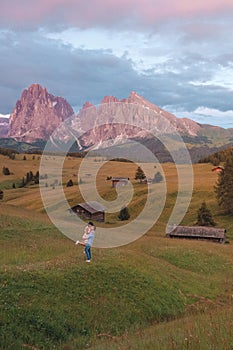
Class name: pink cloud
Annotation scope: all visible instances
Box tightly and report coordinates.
[0,0,233,29]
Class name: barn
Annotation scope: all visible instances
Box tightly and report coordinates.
[70,201,106,222]
[166,225,226,243]
[111,177,129,188]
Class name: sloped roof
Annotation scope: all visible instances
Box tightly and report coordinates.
[212,166,224,171]
[168,225,226,238]
[72,201,106,214]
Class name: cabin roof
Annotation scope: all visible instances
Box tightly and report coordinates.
[111,177,129,181]
[168,225,226,238]
[71,201,106,214]
[212,166,224,171]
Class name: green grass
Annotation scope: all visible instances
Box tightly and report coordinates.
[89,307,233,350]
[1,215,232,349]
[0,157,233,349]
[0,264,184,349]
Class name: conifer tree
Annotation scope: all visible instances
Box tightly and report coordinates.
[20,177,26,188]
[215,155,233,214]
[34,171,40,184]
[135,166,146,181]
[153,171,163,183]
[196,201,216,226]
[118,207,130,221]
[66,179,74,187]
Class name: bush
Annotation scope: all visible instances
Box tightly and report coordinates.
[153,171,163,183]
[2,166,10,175]
[118,207,130,221]
[66,179,74,187]
[0,190,4,200]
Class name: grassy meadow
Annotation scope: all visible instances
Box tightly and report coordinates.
[0,153,233,349]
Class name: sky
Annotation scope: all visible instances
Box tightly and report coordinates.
[0,0,233,128]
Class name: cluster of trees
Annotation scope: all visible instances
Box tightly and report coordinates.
[199,146,233,165]
[110,158,133,163]
[197,152,233,224]
[215,154,233,214]
[0,147,18,159]
[67,151,87,158]
[19,171,40,188]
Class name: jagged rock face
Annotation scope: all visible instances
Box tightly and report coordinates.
[8,84,74,142]
[4,86,207,148]
[76,91,202,149]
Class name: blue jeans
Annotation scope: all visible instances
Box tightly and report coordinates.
[85,245,91,260]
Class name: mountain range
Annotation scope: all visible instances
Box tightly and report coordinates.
[1,84,233,162]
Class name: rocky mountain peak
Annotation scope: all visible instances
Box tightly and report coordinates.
[82,101,95,110]
[8,84,74,142]
[22,84,47,99]
[101,96,119,104]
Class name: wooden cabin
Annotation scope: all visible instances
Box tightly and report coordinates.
[70,201,106,222]
[166,225,226,243]
[111,177,129,188]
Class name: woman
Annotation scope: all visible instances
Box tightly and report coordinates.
[75,222,95,262]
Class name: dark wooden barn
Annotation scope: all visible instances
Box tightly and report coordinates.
[166,225,226,243]
[70,201,106,222]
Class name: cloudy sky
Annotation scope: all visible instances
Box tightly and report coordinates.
[0,0,233,128]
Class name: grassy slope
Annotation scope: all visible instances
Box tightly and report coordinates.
[0,155,233,349]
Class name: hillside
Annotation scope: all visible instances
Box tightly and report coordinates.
[0,154,232,349]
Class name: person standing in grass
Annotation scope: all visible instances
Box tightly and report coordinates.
[82,223,91,251]
[76,222,95,262]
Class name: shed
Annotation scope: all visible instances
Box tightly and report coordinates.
[166,225,226,243]
[212,166,224,172]
[70,201,106,222]
[140,177,153,184]
[111,177,129,188]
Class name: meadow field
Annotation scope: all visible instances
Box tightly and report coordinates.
[0,153,232,349]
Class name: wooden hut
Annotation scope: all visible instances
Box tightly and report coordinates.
[111,177,129,188]
[212,166,224,172]
[166,225,226,243]
[70,201,106,222]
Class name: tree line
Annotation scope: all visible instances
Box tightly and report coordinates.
[198,146,233,165]
[0,147,19,159]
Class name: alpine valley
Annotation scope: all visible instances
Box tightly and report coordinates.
[1,84,233,162]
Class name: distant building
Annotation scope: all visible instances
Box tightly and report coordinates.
[212,166,224,172]
[166,225,226,243]
[140,177,153,184]
[111,177,129,188]
[70,201,106,222]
